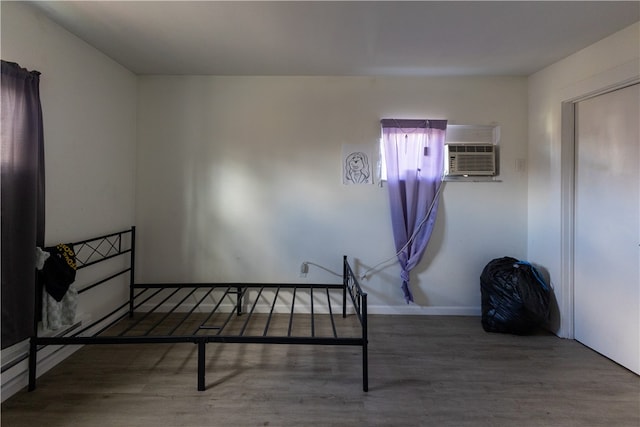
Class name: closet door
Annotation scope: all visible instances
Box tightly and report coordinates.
[574,83,639,374]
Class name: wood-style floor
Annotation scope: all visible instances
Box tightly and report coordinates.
[2,315,639,427]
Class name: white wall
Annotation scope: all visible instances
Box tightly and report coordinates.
[1,2,138,242]
[527,22,639,337]
[137,75,528,313]
[1,1,137,398]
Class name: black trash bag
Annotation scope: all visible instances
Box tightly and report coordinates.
[480,256,550,335]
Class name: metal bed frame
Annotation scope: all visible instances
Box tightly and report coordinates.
[28,226,368,392]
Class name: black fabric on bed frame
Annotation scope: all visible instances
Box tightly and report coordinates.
[28,226,369,392]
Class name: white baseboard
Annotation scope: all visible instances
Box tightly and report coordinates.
[368,305,482,316]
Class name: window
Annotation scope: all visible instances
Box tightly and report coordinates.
[379,124,499,181]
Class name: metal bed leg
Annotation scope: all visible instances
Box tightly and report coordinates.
[197,340,206,391]
[129,226,136,318]
[362,342,369,392]
[362,292,369,392]
[27,338,37,391]
[342,256,347,318]
[236,286,242,316]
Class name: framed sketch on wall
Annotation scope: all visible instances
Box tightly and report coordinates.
[342,144,374,185]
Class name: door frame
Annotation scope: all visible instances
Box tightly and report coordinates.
[559,77,639,339]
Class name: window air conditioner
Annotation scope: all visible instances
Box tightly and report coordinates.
[445,143,496,176]
[444,125,499,177]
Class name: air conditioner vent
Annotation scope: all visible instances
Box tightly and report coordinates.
[447,145,494,153]
[445,143,496,176]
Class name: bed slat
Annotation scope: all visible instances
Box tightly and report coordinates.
[263,286,281,337]
[326,287,338,338]
[166,288,215,336]
[239,287,264,336]
[287,287,297,337]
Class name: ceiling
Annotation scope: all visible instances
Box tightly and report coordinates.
[27,1,640,76]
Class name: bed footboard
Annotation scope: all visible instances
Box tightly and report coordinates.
[343,256,368,392]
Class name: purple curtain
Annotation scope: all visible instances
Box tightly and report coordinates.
[381,119,446,303]
[1,61,45,349]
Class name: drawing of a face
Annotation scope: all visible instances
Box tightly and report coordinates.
[345,152,370,184]
[349,154,365,171]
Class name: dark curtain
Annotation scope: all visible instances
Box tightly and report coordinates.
[1,60,45,349]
